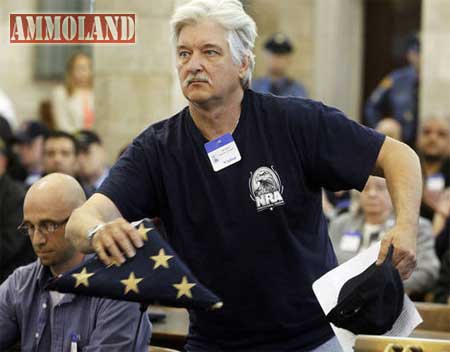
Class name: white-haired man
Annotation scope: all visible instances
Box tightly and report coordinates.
[67,0,422,350]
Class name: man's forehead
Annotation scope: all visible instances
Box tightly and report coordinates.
[45,138,75,150]
[177,21,228,47]
[422,120,450,131]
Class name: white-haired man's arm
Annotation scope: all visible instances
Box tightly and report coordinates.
[373,136,422,280]
[66,193,143,266]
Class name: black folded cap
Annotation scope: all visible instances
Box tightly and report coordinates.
[326,245,404,335]
[264,33,293,54]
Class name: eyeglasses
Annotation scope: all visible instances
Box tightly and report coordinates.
[18,217,70,238]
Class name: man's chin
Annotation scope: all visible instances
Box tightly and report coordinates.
[184,90,212,104]
[422,153,444,163]
[37,253,55,266]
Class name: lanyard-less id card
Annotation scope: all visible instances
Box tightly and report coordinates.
[204,133,241,172]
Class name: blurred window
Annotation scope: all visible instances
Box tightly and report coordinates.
[35,0,93,80]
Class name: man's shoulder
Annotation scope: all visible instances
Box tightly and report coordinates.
[3,260,40,290]
[2,174,25,196]
[389,66,417,82]
[134,108,188,147]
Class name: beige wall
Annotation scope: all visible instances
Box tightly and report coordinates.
[420,0,450,120]
[94,0,179,161]
[313,0,364,120]
[0,0,57,128]
[3,0,450,161]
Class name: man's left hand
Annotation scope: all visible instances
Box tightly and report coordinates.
[376,224,417,280]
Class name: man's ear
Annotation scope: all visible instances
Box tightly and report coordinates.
[238,55,250,79]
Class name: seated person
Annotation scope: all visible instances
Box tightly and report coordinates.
[434,248,450,304]
[14,121,49,186]
[431,188,450,260]
[418,117,450,221]
[43,131,79,177]
[0,138,35,284]
[0,173,151,351]
[329,176,440,299]
[75,130,109,197]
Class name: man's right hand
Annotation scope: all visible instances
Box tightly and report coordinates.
[91,218,144,266]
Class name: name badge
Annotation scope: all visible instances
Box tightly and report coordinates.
[204,133,241,172]
[426,174,445,192]
[339,231,361,252]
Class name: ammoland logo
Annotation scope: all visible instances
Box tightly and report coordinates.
[10,14,135,44]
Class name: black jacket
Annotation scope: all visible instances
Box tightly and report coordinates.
[434,248,450,304]
[0,174,35,284]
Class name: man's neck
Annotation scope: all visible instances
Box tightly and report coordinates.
[84,168,104,186]
[189,88,244,141]
[423,157,444,176]
[50,253,84,277]
[365,211,390,226]
[269,73,285,81]
[28,163,43,174]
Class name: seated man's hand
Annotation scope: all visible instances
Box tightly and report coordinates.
[376,224,417,280]
[91,218,144,266]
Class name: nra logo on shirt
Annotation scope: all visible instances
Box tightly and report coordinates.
[9,14,136,44]
[249,166,285,212]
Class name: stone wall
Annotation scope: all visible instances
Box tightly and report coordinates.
[3,0,449,161]
[0,0,57,128]
[93,0,179,160]
[420,0,450,120]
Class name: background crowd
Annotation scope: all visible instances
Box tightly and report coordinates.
[0,31,449,312]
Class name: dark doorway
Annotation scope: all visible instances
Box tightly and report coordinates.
[362,0,421,124]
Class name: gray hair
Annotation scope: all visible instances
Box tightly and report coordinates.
[170,0,257,89]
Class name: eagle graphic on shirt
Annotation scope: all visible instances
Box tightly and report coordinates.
[249,166,285,212]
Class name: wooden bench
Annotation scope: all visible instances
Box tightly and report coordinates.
[354,335,450,352]
[414,302,450,333]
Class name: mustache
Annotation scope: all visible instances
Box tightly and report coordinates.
[183,74,209,87]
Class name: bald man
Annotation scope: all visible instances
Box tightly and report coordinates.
[418,117,450,220]
[376,118,402,141]
[0,173,150,352]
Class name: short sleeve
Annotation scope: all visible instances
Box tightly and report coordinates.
[292,101,385,192]
[97,134,160,222]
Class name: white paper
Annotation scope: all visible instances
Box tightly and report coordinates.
[312,242,423,352]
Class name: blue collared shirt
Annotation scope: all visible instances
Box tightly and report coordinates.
[0,259,151,351]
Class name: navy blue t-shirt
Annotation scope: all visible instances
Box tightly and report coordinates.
[98,89,385,351]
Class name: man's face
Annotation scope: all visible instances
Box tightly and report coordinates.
[23,194,76,268]
[360,177,392,216]
[418,119,450,160]
[0,153,7,176]
[77,143,105,179]
[264,51,291,78]
[72,55,92,87]
[407,50,420,72]
[44,137,78,176]
[17,136,44,170]
[376,118,402,141]
[176,20,246,105]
